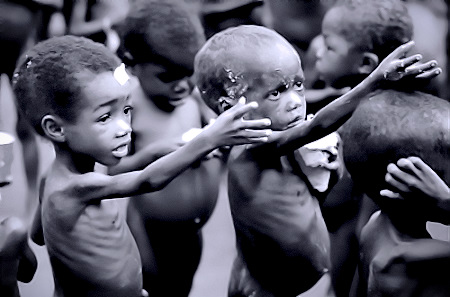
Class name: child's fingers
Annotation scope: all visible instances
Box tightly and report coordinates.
[239,129,272,140]
[414,67,442,79]
[400,54,423,69]
[380,189,404,200]
[385,171,410,193]
[228,101,259,119]
[396,158,421,177]
[405,60,438,75]
[241,118,272,129]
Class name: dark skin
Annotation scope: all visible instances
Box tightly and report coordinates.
[109,31,227,294]
[29,69,272,297]
[341,90,450,297]
[0,216,37,297]
[198,33,439,296]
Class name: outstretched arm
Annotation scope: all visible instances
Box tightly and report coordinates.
[108,139,184,175]
[72,101,272,202]
[269,41,441,154]
[381,157,450,214]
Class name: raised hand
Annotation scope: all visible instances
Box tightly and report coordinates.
[373,40,441,81]
[204,99,272,147]
[381,157,450,204]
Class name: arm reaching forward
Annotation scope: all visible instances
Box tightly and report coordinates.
[270,41,442,154]
[71,101,272,202]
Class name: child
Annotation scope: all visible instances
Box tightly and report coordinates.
[13,35,272,297]
[111,1,226,295]
[0,133,37,297]
[313,1,439,295]
[340,89,450,297]
[0,216,37,297]
[193,25,437,297]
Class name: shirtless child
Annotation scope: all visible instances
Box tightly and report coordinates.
[341,89,450,297]
[13,35,272,297]
[110,1,225,295]
[193,25,439,297]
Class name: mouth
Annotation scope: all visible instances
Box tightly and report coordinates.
[286,115,304,128]
[112,143,129,158]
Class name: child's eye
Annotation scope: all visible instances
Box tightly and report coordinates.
[124,105,133,115]
[294,82,304,92]
[267,90,281,101]
[97,113,111,123]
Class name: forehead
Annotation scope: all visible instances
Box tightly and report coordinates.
[229,41,303,85]
[78,71,135,107]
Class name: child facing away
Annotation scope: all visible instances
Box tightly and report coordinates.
[193,25,438,297]
[12,35,272,297]
[340,89,450,297]
[312,1,440,295]
[110,1,225,295]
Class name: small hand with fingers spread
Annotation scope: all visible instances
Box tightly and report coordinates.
[205,98,272,147]
[374,40,442,81]
[381,157,450,209]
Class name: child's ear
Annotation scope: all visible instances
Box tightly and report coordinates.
[41,115,65,142]
[358,52,379,75]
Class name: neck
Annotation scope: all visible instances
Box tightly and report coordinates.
[383,209,430,239]
[54,144,95,174]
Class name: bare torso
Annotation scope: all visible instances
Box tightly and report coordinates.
[227,145,331,296]
[360,211,450,297]
[40,172,142,297]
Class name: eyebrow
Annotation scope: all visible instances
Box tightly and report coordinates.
[94,95,130,111]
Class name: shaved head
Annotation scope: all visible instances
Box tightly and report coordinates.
[194,25,300,114]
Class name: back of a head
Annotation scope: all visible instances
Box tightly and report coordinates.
[333,0,413,60]
[117,0,205,67]
[13,35,120,137]
[341,89,449,221]
[194,25,296,114]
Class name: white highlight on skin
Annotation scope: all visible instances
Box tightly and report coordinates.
[113,63,130,86]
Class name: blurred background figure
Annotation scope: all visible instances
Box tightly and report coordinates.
[62,0,130,52]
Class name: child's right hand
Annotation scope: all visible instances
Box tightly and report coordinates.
[373,40,441,82]
[204,100,272,147]
[381,157,450,206]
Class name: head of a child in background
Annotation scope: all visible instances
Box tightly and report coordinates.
[200,0,264,39]
[117,0,206,112]
[12,36,135,167]
[195,25,306,131]
[341,89,450,225]
[316,0,413,89]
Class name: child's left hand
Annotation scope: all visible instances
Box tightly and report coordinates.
[381,157,449,204]
[373,40,441,81]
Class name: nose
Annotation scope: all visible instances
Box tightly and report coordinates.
[285,90,304,112]
[172,78,192,95]
[116,118,132,137]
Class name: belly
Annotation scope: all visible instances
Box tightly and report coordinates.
[130,158,221,225]
[228,168,331,294]
[44,205,142,297]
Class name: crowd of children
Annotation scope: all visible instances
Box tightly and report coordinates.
[0,0,448,297]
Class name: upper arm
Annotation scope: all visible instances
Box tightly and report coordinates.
[72,171,146,202]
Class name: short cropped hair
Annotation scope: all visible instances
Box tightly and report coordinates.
[341,89,449,222]
[117,0,205,66]
[194,25,296,114]
[332,0,413,60]
[13,36,120,136]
